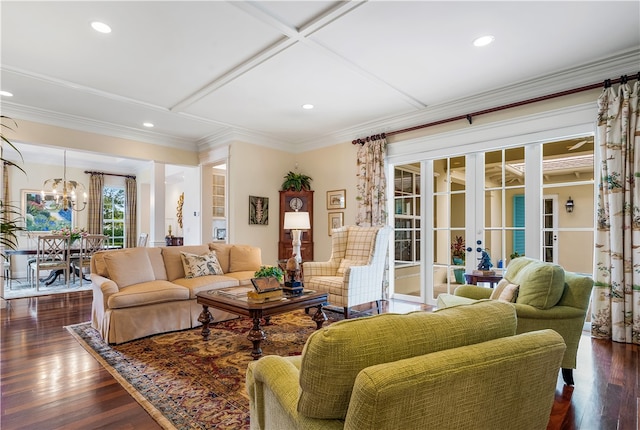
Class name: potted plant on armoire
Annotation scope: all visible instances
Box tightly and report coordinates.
[278,171,314,262]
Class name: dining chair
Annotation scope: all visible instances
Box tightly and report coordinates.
[30,235,70,291]
[71,234,107,287]
[137,232,148,247]
[3,258,11,290]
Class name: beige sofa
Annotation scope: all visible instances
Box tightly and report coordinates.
[90,243,263,344]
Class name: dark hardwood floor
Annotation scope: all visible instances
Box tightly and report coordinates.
[1,291,638,429]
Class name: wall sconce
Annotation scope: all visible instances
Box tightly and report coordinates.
[565,197,574,213]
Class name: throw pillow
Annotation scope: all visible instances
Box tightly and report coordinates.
[229,245,262,272]
[336,259,367,276]
[490,279,519,302]
[103,248,155,288]
[180,251,224,278]
[508,258,565,309]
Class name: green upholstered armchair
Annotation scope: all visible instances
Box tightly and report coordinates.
[303,225,391,318]
[246,301,565,430]
[437,257,593,385]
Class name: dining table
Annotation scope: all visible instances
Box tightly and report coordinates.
[5,245,120,286]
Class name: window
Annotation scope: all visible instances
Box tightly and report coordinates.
[103,186,125,248]
[394,165,421,265]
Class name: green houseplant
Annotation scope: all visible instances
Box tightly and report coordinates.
[281,171,312,191]
[254,265,284,283]
[1,116,25,255]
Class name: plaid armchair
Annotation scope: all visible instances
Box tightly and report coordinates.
[303,225,391,318]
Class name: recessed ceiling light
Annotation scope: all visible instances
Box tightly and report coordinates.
[0,90,13,97]
[91,21,112,34]
[143,122,154,128]
[473,35,495,47]
[302,104,314,110]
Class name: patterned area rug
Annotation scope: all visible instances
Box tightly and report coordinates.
[66,310,344,429]
[67,311,570,430]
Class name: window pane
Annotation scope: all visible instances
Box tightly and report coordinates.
[103,186,125,247]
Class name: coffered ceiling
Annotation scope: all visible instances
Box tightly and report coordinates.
[1,1,639,164]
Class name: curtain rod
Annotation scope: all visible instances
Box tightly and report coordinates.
[352,72,640,144]
[85,170,136,180]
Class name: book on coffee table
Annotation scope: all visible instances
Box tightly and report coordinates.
[247,289,284,303]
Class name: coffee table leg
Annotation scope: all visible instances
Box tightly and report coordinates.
[312,304,328,330]
[198,304,213,341]
[263,316,272,326]
[248,317,267,360]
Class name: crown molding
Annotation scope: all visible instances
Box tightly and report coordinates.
[2,102,198,150]
[4,48,638,156]
[295,48,640,152]
[196,127,298,154]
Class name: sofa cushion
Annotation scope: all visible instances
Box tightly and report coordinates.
[103,248,155,288]
[107,280,190,309]
[229,245,262,272]
[336,259,367,276]
[508,258,565,310]
[490,279,519,302]
[93,251,110,277]
[208,243,233,273]
[180,251,224,278]
[147,248,168,280]
[161,245,209,281]
[222,270,258,286]
[297,301,517,419]
[172,275,239,298]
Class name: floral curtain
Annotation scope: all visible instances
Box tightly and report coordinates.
[355,135,388,227]
[591,79,640,344]
[87,173,104,234]
[125,177,137,249]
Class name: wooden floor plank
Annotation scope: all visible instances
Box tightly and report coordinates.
[1,291,638,429]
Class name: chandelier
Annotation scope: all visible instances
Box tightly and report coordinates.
[41,150,87,212]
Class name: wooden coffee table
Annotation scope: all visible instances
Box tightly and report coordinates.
[196,288,328,359]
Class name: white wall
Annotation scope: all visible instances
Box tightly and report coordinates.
[227,141,295,265]
[297,142,360,261]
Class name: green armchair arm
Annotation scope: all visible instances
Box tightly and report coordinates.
[247,355,344,430]
[453,284,492,300]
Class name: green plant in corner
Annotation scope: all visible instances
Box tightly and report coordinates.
[254,265,284,282]
[1,116,25,256]
[281,171,312,191]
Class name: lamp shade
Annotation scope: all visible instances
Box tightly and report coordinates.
[284,211,310,230]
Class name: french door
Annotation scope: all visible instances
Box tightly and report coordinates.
[390,135,595,305]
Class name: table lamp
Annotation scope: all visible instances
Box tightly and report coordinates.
[284,211,310,264]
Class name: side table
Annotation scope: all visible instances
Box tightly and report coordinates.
[464,273,503,288]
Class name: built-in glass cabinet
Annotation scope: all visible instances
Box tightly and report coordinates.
[212,173,225,218]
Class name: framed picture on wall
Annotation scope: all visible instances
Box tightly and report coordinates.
[326,189,346,210]
[22,189,73,232]
[328,212,344,235]
[249,196,269,225]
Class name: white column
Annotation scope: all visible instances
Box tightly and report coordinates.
[150,162,166,247]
